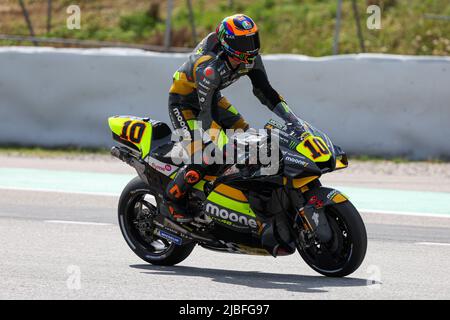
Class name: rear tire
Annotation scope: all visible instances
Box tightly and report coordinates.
[118,176,195,266]
[298,201,367,277]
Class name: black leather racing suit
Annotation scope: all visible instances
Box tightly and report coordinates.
[166,32,298,209]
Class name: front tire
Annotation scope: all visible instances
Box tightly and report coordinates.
[298,201,367,277]
[118,177,195,266]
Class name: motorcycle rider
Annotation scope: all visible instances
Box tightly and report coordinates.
[165,14,301,222]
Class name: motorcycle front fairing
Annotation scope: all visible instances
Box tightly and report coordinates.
[264,118,348,174]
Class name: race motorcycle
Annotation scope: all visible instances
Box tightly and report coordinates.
[108,115,367,277]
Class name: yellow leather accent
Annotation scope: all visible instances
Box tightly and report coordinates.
[231,117,249,130]
[217,96,232,109]
[169,80,195,95]
[182,109,195,120]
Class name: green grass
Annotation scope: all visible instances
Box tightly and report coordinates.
[1,0,449,56]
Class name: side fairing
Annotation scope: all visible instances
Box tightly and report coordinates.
[282,147,321,178]
[204,184,261,232]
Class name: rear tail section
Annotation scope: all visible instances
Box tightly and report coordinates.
[108,116,172,159]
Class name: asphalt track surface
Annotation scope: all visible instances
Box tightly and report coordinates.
[1,155,450,299]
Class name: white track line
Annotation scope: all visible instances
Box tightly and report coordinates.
[415,242,450,247]
[44,220,113,226]
[1,186,450,219]
[360,209,450,219]
[0,186,118,197]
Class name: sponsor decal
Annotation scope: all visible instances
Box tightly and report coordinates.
[204,67,215,79]
[242,20,252,30]
[300,132,310,141]
[160,224,188,238]
[245,61,255,68]
[148,157,177,176]
[308,196,324,209]
[222,78,239,87]
[285,155,309,167]
[316,200,324,208]
[150,162,171,172]
[205,203,257,229]
[157,230,182,245]
[173,107,189,137]
[308,196,319,205]
[312,212,320,226]
[279,136,290,144]
[198,82,209,90]
[326,190,347,203]
[267,119,286,130]
[327,190,339,199]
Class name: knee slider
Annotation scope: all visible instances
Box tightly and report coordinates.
[184,169,201,184]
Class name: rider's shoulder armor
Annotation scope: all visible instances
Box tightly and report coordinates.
[170,32,260,95]
[182,33,220,80]
[170,33,220,95]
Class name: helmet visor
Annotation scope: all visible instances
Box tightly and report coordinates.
[225,32,260,54]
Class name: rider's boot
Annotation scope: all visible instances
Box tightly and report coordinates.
[163,165,204,223]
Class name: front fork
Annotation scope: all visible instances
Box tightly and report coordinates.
[286,180,335,248]
[285,187,316,250]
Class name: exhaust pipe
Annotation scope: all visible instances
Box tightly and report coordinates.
[111,146,134,164]
[110,146,150,185]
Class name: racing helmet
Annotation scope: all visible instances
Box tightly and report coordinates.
[216,14,260,64]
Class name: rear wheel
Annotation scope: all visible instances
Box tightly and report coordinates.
[118,177,195,266]
[298,201,367,277]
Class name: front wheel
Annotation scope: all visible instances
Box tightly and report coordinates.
[298,201,367,277]
[118,177,195,266]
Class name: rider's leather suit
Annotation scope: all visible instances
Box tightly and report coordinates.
[166,32,297,214]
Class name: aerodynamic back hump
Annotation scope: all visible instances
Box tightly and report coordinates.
[108,116,171,159]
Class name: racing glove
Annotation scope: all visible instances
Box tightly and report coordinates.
[272,101,301,127]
